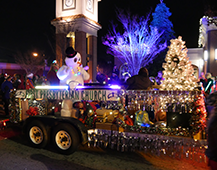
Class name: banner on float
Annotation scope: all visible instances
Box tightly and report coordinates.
[15,89,120,101]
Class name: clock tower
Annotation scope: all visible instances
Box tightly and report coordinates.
[51,0,102,82]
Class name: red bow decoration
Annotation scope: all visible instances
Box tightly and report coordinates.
[26,107,39,116]
[124,115,134,126]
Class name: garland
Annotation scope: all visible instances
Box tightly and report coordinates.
[190,93,207,136]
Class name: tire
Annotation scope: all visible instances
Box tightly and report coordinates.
[52,124,80,155]
[26,120,49,148]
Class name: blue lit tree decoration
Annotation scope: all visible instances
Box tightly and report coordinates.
[102,9,167,76]
[147,0,175,76]
[151,0,175,44]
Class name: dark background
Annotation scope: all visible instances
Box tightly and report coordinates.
[0,0,216,64]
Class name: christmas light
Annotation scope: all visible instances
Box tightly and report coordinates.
[204,50,208,61]
[160,36,197,91]
[215,49,217,60]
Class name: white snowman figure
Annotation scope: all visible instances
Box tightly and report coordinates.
[57,47,90,117]
[57,47,90,89]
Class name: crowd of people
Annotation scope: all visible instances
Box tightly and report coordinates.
[0,61,60,116]
[96,65,164,90]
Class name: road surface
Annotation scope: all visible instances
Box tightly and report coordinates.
[0,126,209,170]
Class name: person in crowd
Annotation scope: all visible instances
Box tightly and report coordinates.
[155,71,164,85]
[0,73,5,88]
[33,75,40,86]
[204,73,214,96]
[1,75,13,116]
[18,74,25,89]
[26,73,35,89]
[37,76,50,86]
[126,67,159,90]
[96,71,108,84]
[47,61,60,85]
[112,65,119,78]
[199,72,206,90]
[205,92,217,169]
[120,73,131,89]
[124,73,130,82]
[109,72,120,84]
[13,74,22,89]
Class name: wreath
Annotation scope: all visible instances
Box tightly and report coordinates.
[172,55,180,64]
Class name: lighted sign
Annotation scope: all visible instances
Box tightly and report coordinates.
[15,89,120,101]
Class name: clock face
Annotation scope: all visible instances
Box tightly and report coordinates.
[86,0,93,12]
[63,0,75,10]
[65,0,73,7]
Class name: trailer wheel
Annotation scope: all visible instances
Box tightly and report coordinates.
[52,124,80,155]
[26,120,49,148]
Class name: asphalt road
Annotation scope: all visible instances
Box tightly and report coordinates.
[0,126,209,170]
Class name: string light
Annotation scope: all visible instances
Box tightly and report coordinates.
[71,66,81,76]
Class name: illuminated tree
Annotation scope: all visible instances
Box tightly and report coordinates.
[151,0,174,44]
[148,0,175,76]
[160,36,197,91]
[102,10,167,76]
[14,50,45,75]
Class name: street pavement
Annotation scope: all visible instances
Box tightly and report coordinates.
[0,125,210,170]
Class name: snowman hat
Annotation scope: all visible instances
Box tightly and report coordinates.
[65,47,77,58]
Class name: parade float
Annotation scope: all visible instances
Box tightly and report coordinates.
[7,38,208,162]
[10,85,207,161]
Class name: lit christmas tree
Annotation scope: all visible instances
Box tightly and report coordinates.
[160,36,198,91]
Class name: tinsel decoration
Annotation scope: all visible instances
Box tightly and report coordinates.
[9,90,21,122]
[88,129,208,163]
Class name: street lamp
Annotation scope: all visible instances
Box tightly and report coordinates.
[33,52,38,57]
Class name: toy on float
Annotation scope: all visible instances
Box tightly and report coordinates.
[57,47,90,89]
[96,108,119,123]
[73,101,98,128]
[56,47,90,119]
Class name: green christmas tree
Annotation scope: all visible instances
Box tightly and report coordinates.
[160,36,198,91]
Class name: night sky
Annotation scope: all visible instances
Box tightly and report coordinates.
[0,0,216,64]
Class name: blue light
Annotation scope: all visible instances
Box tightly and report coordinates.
[109,85,121,89]
[141,123,150,127]
[75,85,86,89]
[52,60,57,63]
